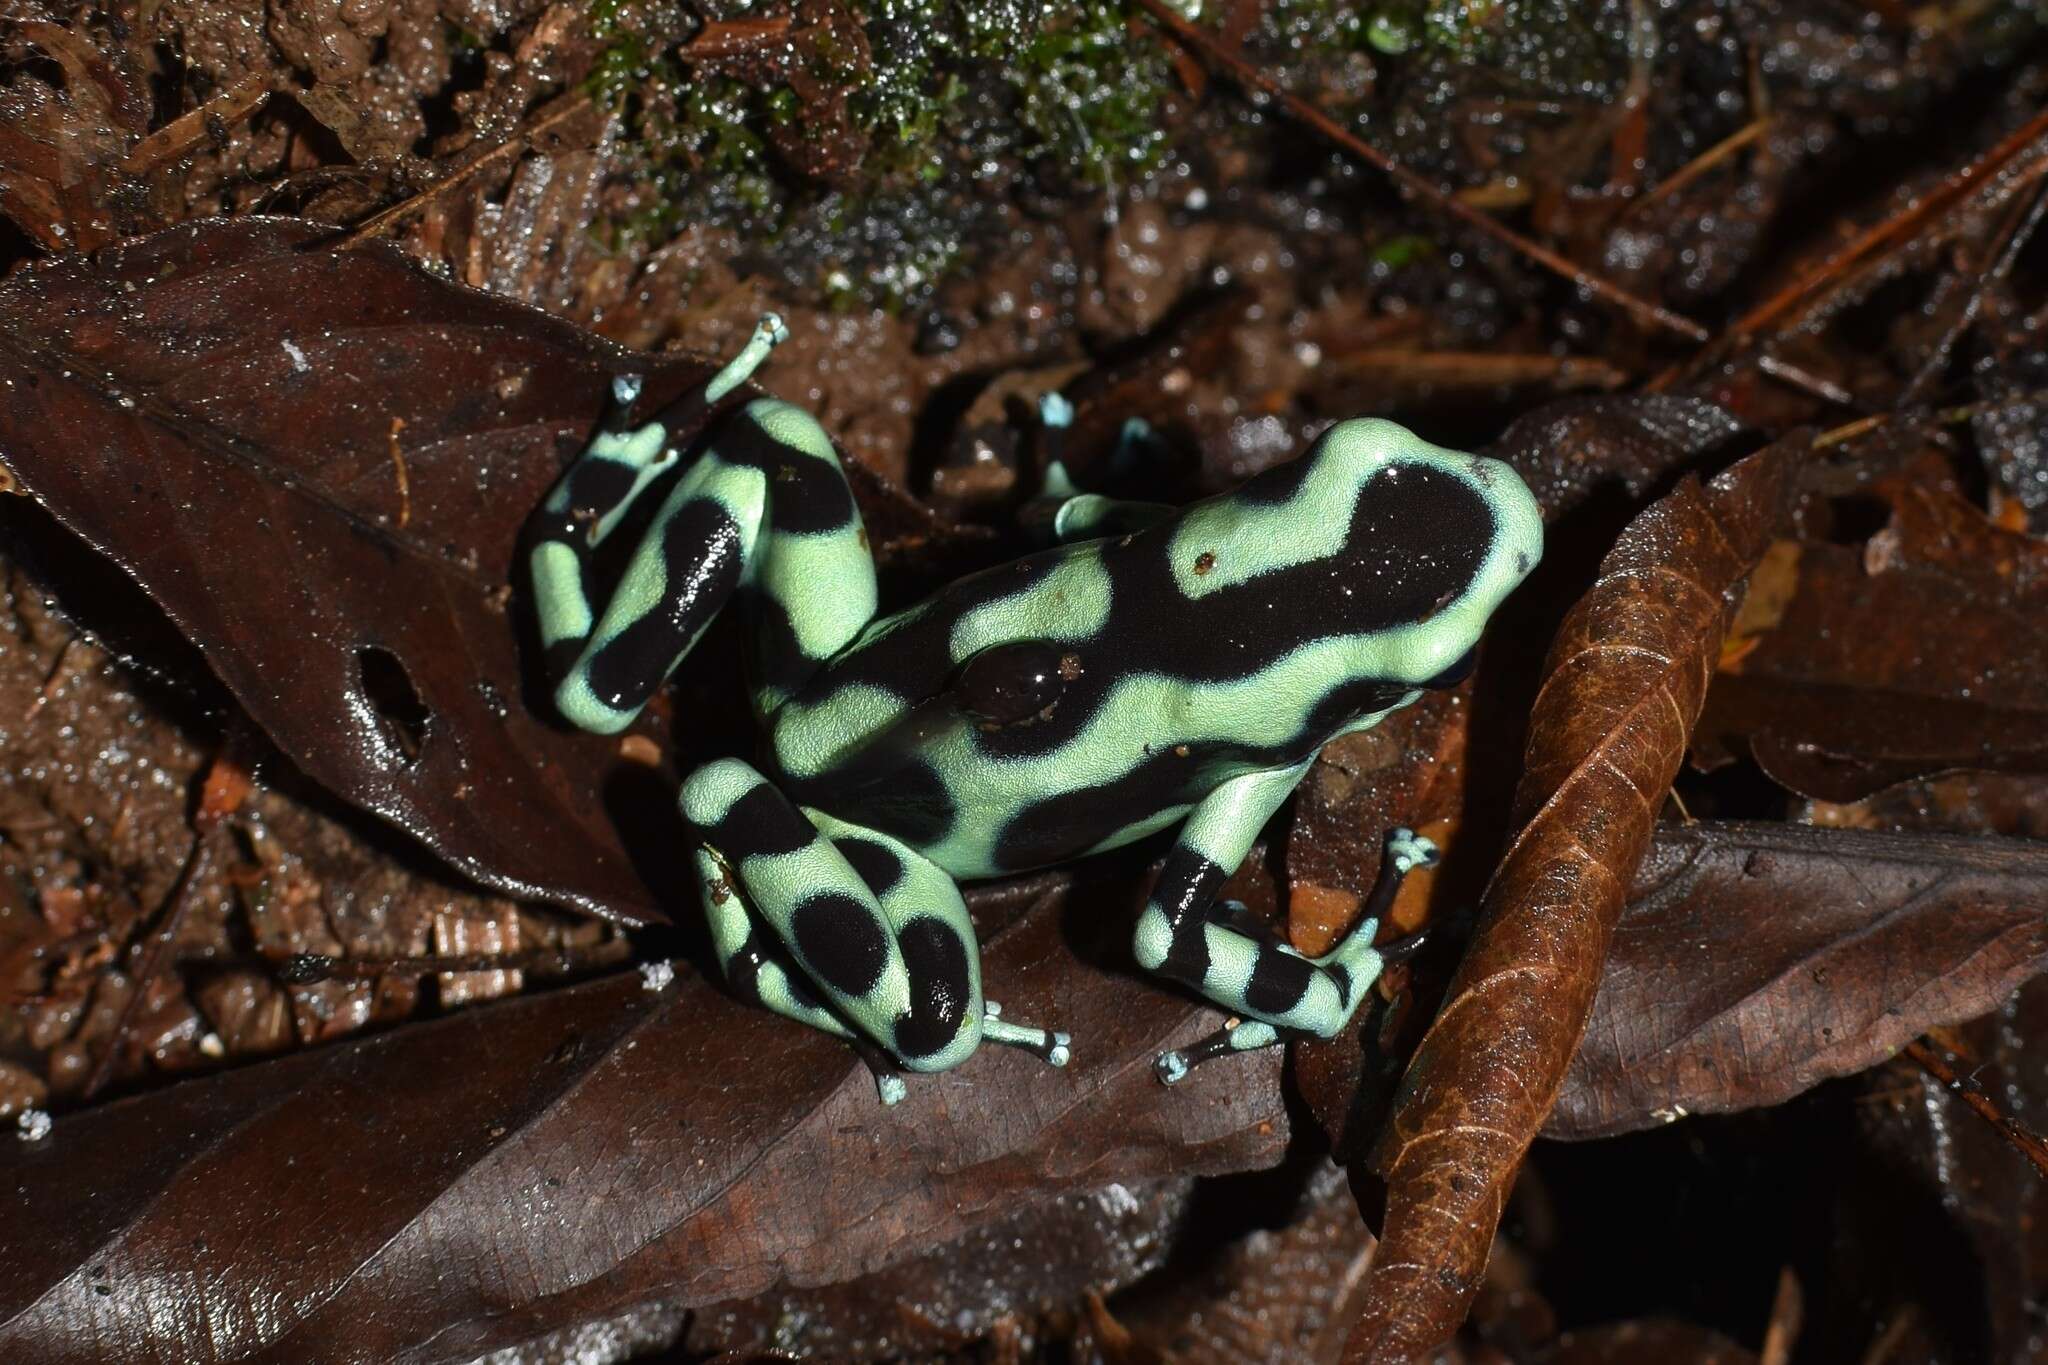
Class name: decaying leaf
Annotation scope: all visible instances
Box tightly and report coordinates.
[1344,442,1795,1363]
[0,886,1287,1363]
[0,217,959,926]
[1551,821,2048,1139]
[1292,394,1750,1158]
[1696,480,2048,801]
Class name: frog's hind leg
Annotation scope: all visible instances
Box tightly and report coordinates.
[808,812,1070,1074]
[529,315,879,733]
[528,315,792,733]
[683,759,1066,1102]
[1131,763,1438,1083]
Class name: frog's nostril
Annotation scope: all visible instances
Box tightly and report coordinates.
[355,645,431,764]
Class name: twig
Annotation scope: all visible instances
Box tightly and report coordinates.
[1904,1036,2048,1179]
[120,73,271,177]
[1131,0,1709,344]
[1899,178,2048,406]
[1715,103,2048,349]
[329,93,598,250]
[1320,349,1629,392]
[387,417,412,529]
[1758,1265,1803,1365]
[81,831,216,1099]
[1755,353,1855,407]
[1620,117,1770,223]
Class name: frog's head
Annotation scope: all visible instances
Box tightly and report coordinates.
[1313,417,1544,694]
[1175,417,1543,712]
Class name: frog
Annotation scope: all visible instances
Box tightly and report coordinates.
[527,315,1544,1104]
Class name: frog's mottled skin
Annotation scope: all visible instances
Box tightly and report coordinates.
[528,317,1543,1101]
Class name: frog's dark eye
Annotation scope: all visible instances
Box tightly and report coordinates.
[954,641,1081,728]
[1423,647,1477,689]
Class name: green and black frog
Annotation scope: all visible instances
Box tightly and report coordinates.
[528,316,1543,1103]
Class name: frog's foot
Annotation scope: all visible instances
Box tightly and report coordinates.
[706,312,790,403]
[1386,827,1439,875]
[846,1034,910,1106]
[981,1000,1071,1067]
[1156,1019,1280,1086]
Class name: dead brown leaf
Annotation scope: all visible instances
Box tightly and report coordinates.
[1551,821,2048,1138]
[1344,441,1796,1362]
[1696,481,2048,801]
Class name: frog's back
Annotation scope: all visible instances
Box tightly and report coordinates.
[772,419,1541,880]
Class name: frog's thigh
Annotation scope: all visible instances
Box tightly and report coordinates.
[805,812,984,1072]
[692,846,854,1042]
[680,759,911,1045]
[720,399,879,710]
[805,812,1072,1073]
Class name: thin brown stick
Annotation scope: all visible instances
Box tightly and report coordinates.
[81,832,216,1099]
[120,74,272,177]
[1620,117,1770,223]
[1899,178,2048,406]
[1758,1265,1803,1365]
[330,93,598,250]
[1721,103,2048,346]
[1755,352,1855,407]
[387,417,412,529]
[1132,0,1708,343]
[1904,1037,2048,1179]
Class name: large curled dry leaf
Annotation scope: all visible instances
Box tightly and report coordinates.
[0,886,1288,1363]
[0,217,954,925]
[1551,821,2048,1139]
[1344,442,1794,1363]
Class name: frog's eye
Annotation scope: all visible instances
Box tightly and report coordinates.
[954,641,1081,728]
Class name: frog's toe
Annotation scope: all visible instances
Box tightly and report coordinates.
[982,1002,1071,1067]
[875,1072,908,1106]
[1154,1049,1190,1086]
[1387,827,1439,873]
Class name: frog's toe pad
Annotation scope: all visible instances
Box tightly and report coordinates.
[875,1073,909,1106]
[1387,827,1440,873]
[1155,1049,1190,1086]
[983,1007,1070,1066]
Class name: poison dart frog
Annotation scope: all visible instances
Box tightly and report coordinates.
[528,316,1543,1103]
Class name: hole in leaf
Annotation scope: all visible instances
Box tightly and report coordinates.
[356,646,430,764]
[1819,495,1891,546]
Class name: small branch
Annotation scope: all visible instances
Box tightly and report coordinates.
[120,74,272,177]
[1898,178,2048,406]
[329,93,599,250]
[1619,117,1770,224]
[1904,1037,2048,1180]
[1715,103,2048,350]
[81,832,216,1099]
[1132,0,1708,344]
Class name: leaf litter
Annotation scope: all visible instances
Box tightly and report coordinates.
[3,3,2048,1363]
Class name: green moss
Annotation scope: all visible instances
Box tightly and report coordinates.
[581,1,1182,302]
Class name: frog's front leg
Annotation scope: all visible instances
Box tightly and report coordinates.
[1132,763,1438,1083]
[683,759,1068,1103]
[528,314,877,732]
